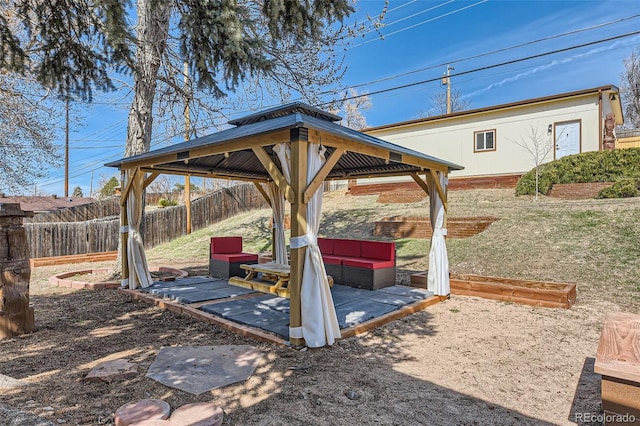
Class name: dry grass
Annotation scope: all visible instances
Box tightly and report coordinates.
[147,188,640,308]
[3,187,639,425]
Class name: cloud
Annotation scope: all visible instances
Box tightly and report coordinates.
[464,35,640,99]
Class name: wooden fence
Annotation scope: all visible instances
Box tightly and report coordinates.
[25,183,269,258]
[25,198,121,223]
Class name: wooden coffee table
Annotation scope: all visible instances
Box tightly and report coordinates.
[228,262,333,299]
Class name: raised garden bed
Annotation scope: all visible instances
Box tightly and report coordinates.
[410,272,576,309]
[30,251,118,268]
[373,216,498,239]
[49,266,188,290]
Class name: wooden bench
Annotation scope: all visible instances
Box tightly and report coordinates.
[228,263,333,299]
[594,312,640,424]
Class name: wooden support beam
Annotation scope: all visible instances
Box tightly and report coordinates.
[252,146,295,203]
[139,167,269,183]
[142,171,160,190]
[289,129,308,347]
[307,130,451,173]
[185,175,192,234]
[118,130,290,170]
[429,169,448,212]
[253,182,272,207]
[119,168,138,207]
[410,172,430,196]
[304,147,345,203]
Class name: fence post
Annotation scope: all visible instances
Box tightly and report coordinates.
[0,203,35,338]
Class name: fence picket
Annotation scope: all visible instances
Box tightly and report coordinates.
[25,184,268,258]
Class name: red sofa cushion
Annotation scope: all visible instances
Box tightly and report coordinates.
[318,238,334,256]
[211,253,258,263]
[211,236,243,256]
[342,258,395,270]
[321,255,343,265]
[361,241,395,261]
[333,239,361,257]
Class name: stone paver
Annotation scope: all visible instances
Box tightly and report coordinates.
[84,359,137,383]
[114,399,170,426]
[170,402,223,426]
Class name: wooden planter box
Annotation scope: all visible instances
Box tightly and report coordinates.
[410,272,576,309]
[451,274,576,309]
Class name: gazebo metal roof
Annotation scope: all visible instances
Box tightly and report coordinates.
[105,102,463,180]
[107,102,460,348]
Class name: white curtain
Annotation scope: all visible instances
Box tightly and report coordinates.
[274,142,340,347]
[427,171,450,296]
[125,169,153,289]
[267,181,288,265]
[298,144,340,347]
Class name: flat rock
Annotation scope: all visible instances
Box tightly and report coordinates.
[170,402,223,426]
[84,359,137,383]
[146,345,263,395]
[0,403,55,426]
[114,399,171,426]
[0,374,29,390]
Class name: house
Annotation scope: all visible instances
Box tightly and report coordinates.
[617,129,640,149]
[356,85,623,192]
[0,194,95,214]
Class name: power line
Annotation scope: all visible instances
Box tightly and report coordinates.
[340,13,640,94]
[349,0,489,49]
[360,0,454,37]
[319,29,640,107]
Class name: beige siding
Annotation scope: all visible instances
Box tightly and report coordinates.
[367,94,604,178]
[617,136,640,149]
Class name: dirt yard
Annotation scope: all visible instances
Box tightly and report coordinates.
[1,189,637,425]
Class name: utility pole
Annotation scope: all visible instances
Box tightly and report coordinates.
[64,93,70,197]
[442,65,454,114]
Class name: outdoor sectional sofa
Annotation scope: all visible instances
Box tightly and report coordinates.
[318,238,396,290]
[208,236,258,279]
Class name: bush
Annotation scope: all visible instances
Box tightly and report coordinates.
[158,198,178,207]
[597,178,639,199]
[515,148,640,196]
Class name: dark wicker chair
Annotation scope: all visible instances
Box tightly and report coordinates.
[208,236,258,279]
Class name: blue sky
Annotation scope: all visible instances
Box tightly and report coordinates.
[34,0,640,197]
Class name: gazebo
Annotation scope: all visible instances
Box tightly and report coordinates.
[106,102,463,348]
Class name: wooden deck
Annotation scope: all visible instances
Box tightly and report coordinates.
[119,276,443,346]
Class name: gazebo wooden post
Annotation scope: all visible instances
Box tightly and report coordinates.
[289,128,309,347]
[120,170,129,286]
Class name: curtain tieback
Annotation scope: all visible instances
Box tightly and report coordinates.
[290,233,317,249]
[433,228,448,237]
[289,326,303,339]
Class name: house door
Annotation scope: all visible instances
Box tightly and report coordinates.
[555,121,580,159]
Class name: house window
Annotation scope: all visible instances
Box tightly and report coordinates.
[474,129,496,152]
